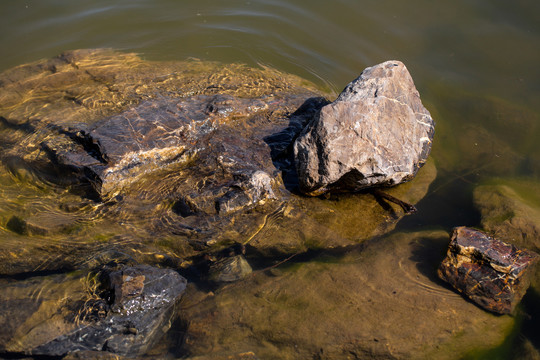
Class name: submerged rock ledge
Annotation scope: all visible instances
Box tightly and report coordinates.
[0,264,187,357]
[0,49,436,263]
[0,49,441,358]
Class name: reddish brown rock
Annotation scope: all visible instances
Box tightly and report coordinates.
[438,226,539,314]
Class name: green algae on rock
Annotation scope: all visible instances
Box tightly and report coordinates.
[473,180,540,252]
[473,179,540,293]
[244,157,437,256]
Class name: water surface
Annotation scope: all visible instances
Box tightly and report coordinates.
[1,0,540,358]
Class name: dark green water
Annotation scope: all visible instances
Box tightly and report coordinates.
[1,0,540,359]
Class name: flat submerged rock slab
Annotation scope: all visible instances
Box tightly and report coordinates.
[0,48,320,200]
[438,226,539,314]
[473,181,540,252]
[294,60,434,195]
[179,231,514,359]
[42,94,271,197]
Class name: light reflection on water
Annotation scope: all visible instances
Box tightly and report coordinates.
[2,0,538,103]
[0,0,539,358]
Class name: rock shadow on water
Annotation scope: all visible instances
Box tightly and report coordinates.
[408,230,450,286]
[520,287,540,351]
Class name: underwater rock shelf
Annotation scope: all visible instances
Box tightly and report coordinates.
[0,265,187,357]
[2,49,537,359]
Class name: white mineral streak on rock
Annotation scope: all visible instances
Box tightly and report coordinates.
[294,60,435,194]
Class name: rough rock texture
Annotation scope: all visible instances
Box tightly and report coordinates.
[208,255,253,283]
[0,51,439,276]
[0,49,320,208]
[41,94,274,198]
[294,60,434,195]
[0,265,187,357]
[438,226,539,314]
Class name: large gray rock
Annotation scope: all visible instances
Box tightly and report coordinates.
[294,60,434,195]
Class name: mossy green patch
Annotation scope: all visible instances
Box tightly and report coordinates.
[93,233,115,243]
[473,179,540,250]
[460,315,521,360]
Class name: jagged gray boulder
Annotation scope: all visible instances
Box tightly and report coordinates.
[294,60,435,195]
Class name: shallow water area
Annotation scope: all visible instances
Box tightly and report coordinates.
[1,1,540,359]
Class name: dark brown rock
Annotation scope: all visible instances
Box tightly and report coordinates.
[41,94,272,198]
[438,226,539,314]
[294,60,434,195]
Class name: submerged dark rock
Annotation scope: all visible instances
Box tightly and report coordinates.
[42,94,272,198]
[0,265,187,357]
[0,51,325,241]
[208,255,253,283]
[294,60,434,195]
[0,50,437,271]
[473,182,540,252]
[438,226,539,314]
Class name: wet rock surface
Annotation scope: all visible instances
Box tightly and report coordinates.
[208,255,253,283]
[41,94,277,199]
[0,50,317,213]
[0,50,443,358]
[0,50,438,275]
[438,226,539,314]
[0,264,187,357]
[294,60,434,195]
